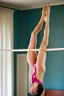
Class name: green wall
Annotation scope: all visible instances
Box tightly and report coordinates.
[14,5,64,96]
[19,9,45,49]
[44,5,64,90]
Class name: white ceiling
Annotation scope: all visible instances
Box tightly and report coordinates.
[0,0,64,10]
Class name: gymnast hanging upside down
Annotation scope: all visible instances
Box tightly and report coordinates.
[27,4,50,96]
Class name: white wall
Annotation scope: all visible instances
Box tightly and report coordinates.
[17,54,27,96]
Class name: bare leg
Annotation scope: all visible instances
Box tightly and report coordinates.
[27,13,45,68]
[37,4,50,79]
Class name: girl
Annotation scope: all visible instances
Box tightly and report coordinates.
[27,4,50,96]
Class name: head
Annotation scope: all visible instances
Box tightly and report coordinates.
[30,83,44,96]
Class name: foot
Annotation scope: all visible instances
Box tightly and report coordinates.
[46,4,50,22]
[47,3,50,18]
[42,4,50,22]
[41,5,48,21]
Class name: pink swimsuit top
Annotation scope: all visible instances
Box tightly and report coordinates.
[31,61,42,84]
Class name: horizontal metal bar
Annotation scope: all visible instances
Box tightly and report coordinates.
[0,48,64,52]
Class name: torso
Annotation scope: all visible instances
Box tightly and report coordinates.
[31,61,42,85]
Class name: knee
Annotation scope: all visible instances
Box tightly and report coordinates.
[31,31,37,37]
[38,65,46,73]
[43,39,48,47]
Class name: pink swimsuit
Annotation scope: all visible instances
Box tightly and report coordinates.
[31,61,42,84]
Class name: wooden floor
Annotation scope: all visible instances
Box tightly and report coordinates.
[44,89,64,96]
